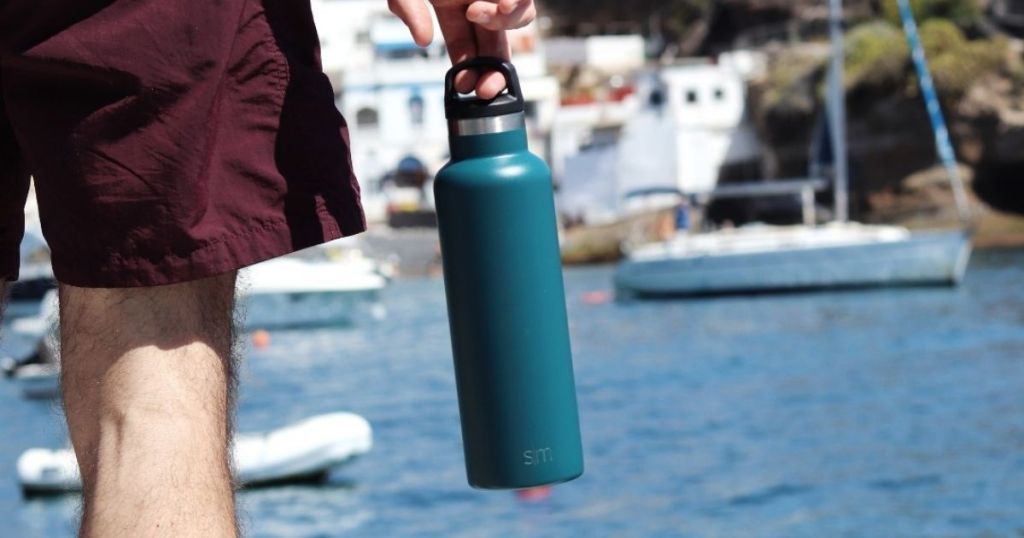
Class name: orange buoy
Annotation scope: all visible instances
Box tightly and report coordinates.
[582,290,612,305]
[515,485,552,502]
[251,329,271,349]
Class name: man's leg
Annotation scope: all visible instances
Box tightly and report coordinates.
[59,273,239,537]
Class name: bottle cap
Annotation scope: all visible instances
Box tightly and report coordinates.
[444,57,525,120]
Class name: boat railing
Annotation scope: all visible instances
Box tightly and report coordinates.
[692,178,828,226]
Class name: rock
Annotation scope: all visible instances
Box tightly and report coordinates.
[748,19,1024,240]
[866,163,1024,246]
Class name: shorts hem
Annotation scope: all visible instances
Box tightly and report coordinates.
[51,215,367,288]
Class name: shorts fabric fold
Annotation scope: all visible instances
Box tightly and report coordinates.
[0,0,365,288]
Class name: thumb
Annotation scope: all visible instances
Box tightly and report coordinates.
[388,0,435,47]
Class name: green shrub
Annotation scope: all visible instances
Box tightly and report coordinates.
[845,21,909,91]
[761,51,824,114]
[915,19,1007,97]
[841,16,1006,99]
[881,0,982,28]
[928,37,1008,96]
[918,18,964,57]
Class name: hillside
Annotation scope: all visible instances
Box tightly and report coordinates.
[541,0,1024,242]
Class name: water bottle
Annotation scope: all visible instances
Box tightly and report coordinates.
[434,57,584,490]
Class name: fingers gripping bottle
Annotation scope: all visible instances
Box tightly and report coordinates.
[434,58,584,489]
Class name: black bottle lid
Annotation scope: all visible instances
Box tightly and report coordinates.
[444,57,525,120]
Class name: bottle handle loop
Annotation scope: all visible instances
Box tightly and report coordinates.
[444,57,524,113]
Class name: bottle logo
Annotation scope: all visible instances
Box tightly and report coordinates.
[522,447,553,466]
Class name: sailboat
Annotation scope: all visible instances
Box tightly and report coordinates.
[614,0,972,298]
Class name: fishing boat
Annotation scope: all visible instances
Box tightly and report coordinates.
[615,0,973,298]
[18,412,373,495]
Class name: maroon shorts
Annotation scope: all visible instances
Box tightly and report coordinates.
[0,0,365,288]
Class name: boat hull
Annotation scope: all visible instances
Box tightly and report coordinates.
[17,412,373,496]
[243,289,385,330]
[14,365,61,401]
[615,230,971,298]
[240,257,388,329]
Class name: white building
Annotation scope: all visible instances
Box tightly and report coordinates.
[310,0,390,85]
[556,51,766,224]
[545,35,647,75]
[657,52,764,194]
[310,1,561,222]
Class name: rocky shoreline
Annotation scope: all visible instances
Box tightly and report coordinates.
[543,0,1024,251]
[743,13,1024,244]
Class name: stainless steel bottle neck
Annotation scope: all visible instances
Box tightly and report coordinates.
[448,112,525,136]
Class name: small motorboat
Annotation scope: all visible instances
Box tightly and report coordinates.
[9,187,55,318]
[8,250,390,333]
[3,295,61,400]
[7,230,55,320]
[241,249,389,330]
[18,412,373,495]
[10,363,61,401]
[7,289,58,339]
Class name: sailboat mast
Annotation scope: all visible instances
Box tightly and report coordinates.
[828,0,849,223]
[895,0,972,224]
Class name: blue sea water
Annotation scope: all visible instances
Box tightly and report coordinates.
[1,249,1023,537]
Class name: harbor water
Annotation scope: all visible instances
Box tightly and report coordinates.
[0,249,1022,537]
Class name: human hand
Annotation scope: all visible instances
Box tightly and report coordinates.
[388,0,536,99]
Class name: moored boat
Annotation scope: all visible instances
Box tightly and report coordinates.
[614,0,974,299]
[616,223,971,298]
[18,412,373,495]
[241,253,388,329]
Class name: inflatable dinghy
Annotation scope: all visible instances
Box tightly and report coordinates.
[18,412,372,495]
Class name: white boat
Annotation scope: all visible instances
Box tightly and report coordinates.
[10,363,61,400]
[614,0,973,298]
[8,226,55,320]
[616,223,971,298]
[241,252,388,329]
[3,292,61,400]
[8,248,389,332]
[18,412,373,495]
[7,289,58,338]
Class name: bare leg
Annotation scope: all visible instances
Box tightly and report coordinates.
[59,273,239,537]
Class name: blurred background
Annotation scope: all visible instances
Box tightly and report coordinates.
[3,0,1024,536]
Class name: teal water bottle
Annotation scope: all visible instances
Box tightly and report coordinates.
[434,58,584,490]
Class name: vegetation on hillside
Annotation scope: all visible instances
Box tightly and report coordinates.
[539,0,711,50]
[846,21,909,92]
[759,0,1011,105]
[541,0,1024,226]
[880,0,981,28]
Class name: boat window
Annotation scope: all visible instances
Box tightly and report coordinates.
[356,107,379,128]
[685,89,698,104]
[408,94,424,126]
[714,88,725,101]
[649,88,665,108]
